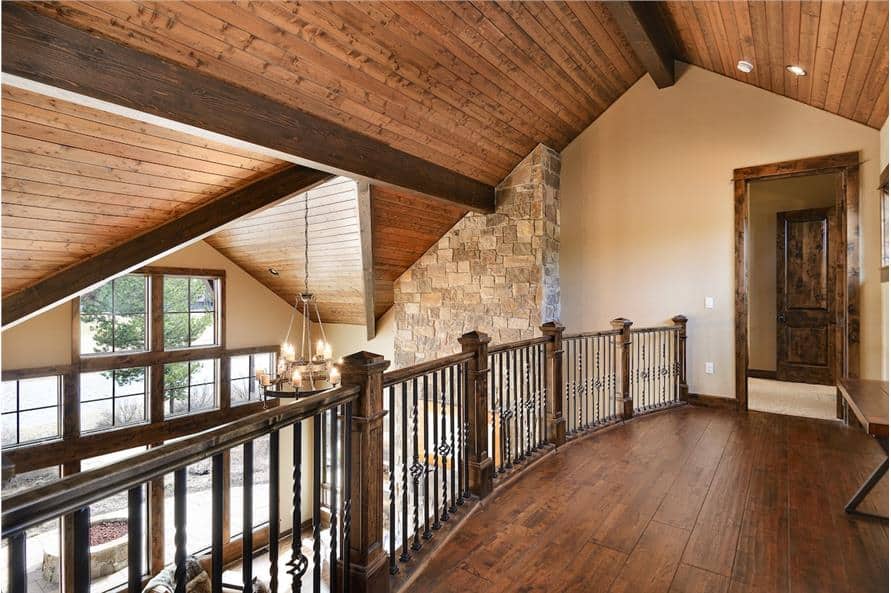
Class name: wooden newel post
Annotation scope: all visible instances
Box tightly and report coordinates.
[458,331,495,499]
[340,351,391,593]
[672,315,689,402]
[611,318,633,420]
[540,322,566,447]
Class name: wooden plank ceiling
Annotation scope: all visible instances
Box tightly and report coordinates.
[206,177,367,324]
[1,84,286,296]
[658,1,889,128]
[25,1,647,186]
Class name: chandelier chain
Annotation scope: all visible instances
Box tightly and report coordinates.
[304,191,310,294]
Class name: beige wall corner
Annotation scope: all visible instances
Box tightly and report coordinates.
[560,64,883,398]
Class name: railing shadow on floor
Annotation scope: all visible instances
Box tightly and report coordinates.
[1,317,688,593]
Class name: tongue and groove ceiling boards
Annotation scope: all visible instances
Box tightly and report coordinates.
[657,1,889,128]
[2,1,888,329]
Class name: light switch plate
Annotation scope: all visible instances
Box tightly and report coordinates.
[705,362,714,374]
[705,296,715,309]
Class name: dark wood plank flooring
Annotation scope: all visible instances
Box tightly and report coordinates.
[404,406,888,593]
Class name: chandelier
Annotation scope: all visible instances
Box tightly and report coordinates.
[258,191,339,397]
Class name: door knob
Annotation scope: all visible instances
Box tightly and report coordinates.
[777,312,786,323]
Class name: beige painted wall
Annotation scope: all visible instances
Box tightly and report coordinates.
[323,308,396,369]
[747,174,837,371]
[561,64,884,399]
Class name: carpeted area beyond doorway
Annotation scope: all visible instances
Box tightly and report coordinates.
[748,377,837,420]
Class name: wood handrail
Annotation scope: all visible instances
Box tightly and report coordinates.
[382,351,475,387]
[487,335,552,355]
[630,325,681,333]
[563,329,622,340]
[1,385,359,538]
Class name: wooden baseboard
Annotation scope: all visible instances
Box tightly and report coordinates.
[747,369,777,380]
[688,393,738,409]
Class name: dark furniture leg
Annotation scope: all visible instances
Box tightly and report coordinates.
[845,437,889,520]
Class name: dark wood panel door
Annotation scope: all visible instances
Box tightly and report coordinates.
[776,207,837,385]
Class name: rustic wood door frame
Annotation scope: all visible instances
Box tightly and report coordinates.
[734,152,860,411]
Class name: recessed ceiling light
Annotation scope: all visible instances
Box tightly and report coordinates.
[786,65,807,76]
[737,60,754,73]
[268,267,280,276]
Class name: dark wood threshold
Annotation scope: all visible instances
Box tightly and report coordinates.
[688,393,739,410]
[747,369,778,380]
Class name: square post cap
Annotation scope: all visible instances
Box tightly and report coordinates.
[459,330,491,346]
[671,315,688,325]
[340,351,391,374]
[539,321,565,335]
[610,318,633,329]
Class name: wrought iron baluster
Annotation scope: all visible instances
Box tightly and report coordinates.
[449,366,458,513]
[585,337,591,429]
[400,383,411,562]
[410,378,422,550]
[75,506,91,593]
[287,421,308,593]
[329,409,339,593]
[503,352,513,469]
[127,486,143,593]
[212,455,224,593]
[312,414,322,593]
[513,348,520,460]
[8,531,26,593]
[422,375,432,540]
[576,342,583,433]
[594,336,602,425]
[174,468,187,593]
[342,401,353,593]
[439,367,450,522]
[661,332,668,406]
[269,430,280,593]
[388,385,398,574]
[242,441,253,593]
[524,347,532,454]
[432,371,441,531]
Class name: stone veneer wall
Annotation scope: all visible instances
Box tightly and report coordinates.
[393,144,560,368]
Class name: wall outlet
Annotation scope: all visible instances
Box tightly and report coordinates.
[705,362,714,374]
[704,296,715,309]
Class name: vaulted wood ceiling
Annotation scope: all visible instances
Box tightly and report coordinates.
[658,1,888,128]
[1,84,286,296]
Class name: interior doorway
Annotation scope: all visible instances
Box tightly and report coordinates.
[733,152,861,415]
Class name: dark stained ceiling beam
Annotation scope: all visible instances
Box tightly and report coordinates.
[2,165,334,329]
[606,2,676,89]
[1,3,495,213]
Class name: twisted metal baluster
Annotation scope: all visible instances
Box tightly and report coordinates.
[503,351,513,469]
[595,337,602,424]
[661,334,668,406]
[422,375,432,541]
[400,383,411,562]
[388,386,398,575]
[513,348,520,460]
[576,346,583,433]
[439,367,450,522]
[449,366,458,513]
[432,371,441,532]
[410,378,423,550]
[524,350,533,454]
[287,423,308,593]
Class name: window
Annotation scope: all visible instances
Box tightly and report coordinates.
[164,359,218,417]
[80,275,148,355]
[230,352,275,405]
[163,276,218,349]
[1,376,61,447]
[80,368,148,433]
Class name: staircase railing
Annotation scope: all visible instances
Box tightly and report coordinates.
[1,316,688,593]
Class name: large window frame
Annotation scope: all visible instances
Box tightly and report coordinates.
[1,373,63,448]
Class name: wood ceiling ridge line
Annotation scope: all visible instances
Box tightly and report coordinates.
[565,1,640,87]
[392,0,576,145]
[135,0,520,177]
[500,1,617,110]
[3,96,279,171]
[586,2,647,80]
[2,85,283,164]
[438,1,589,131]
[1,148,234,193]
[2,117,270,182]
[466,1,605,119]
[39,1,503,187]
[295,1,547,154]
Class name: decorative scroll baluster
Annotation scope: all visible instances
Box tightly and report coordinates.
[312,414,321,593]
[388,385,398,574]
[661,335,668,406]
[576,345,583,433]
[524,349,533,455]
[512,348,520,460]
[287,422,308,593]
[174,468,187,593]
[400,383,411,562]
[422,376,432,541]
[439,368,450,523]
[503,352,513,470]
[432,372,441,531]
[242,441,253,593]
[328,409,338,593]
[127,486,143,593]
[75,506,91,593]
[449,366,458,513]
[8,532,26,593]
[212,454,224,593]
[269,430,280,593]
[342,401,353,593]
[410,378,422,551]
[594,337,602,425]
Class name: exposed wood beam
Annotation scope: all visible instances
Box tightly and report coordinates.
[606,2,676,89]
[356,182,376,340]
[1,3,495,213]
[2,165,333,329]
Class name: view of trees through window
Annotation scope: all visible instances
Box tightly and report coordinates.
[164,360,217,417]
[80,275,147,355]
[80,368,147,433]
[163,276,217,349]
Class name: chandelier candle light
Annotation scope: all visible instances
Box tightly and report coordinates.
[257,191,340,398]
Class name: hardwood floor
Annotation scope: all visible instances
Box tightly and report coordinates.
[403,406,888,593]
